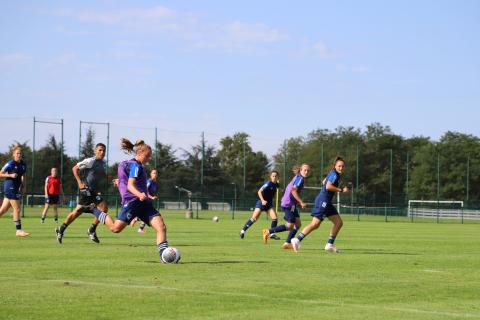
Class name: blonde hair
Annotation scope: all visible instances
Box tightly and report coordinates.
[120,138,151,155]
[11,144,22,154]
[292,163,309,175]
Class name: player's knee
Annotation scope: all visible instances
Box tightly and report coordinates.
[111,226,122,233]
[337,219,344,228]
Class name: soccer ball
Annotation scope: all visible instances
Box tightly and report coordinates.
[212,216,219,222]
[161,247,181,264]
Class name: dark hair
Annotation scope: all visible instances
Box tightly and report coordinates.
[271,170,279,175]
[95,143,106,149]
[120,138,151,155]
[332,156,345,169]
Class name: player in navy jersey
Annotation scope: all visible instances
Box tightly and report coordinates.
[55,143,107,244]
[136,168,158,233]
[0,145,30,237]
[240,171,280,240]
[262,164,310,249]
[291,157,348,253]
[88,139,170,262]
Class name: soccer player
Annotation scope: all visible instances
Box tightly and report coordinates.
[90,138,170,261]
[55,143,107,244]
[262,164,310,249]
[240,170,280,240]
[0,145,30,237]
[136,168,159,233]
[41,167,63,224]
[291,157,348,253]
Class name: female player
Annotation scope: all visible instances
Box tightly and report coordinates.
[55,143,107,244]
[262,164,310,249]
[41,167,63,224]
[0,145,30,237]
[91,139,170,261]
[291,157,348,253]
[136,168,159,233]
[240,170,280,240]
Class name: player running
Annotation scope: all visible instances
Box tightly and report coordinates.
[240,170,280,240]
[262,164,310,249]
[0,145,30,237]
[55,143,107,244]
[291,157,348,253]
[90,138,170,261]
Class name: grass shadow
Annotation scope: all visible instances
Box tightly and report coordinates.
[143,260,270,265]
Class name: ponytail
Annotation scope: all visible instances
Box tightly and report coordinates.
[120,138,151,155]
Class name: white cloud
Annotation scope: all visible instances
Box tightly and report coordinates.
[52,6,177,27]
[45,52,77,68]
[227,21,287,43]
[49,6,288,54]
[55,25,91,36]
[312,41,335,59]
[0,53,32,66]
[336,64,370,73]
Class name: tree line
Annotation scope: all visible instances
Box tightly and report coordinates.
[1,123,479,206]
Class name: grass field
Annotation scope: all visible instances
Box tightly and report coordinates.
[1,208,479,320]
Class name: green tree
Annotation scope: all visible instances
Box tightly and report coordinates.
[218,132,269,195]
[80,127,95,159]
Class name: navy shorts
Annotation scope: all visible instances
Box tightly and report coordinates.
[311,201,339,221]
[4,188,21,200]
[46,194,60,204]
[117,200,160,226]
[255,200,273,211]
[282,206,300,223]
[77,189,103,213]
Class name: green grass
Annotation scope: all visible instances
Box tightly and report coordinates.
[1,208,479,320]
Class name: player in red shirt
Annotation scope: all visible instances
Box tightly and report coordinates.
[41,167,63,224]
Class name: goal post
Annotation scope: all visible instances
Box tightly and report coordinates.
[408,200,464,222]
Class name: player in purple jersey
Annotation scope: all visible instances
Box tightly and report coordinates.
[89,139,170,262]
[291,157,348,253]
[262,164,310,249]
[0,145,30,237]
[240,171,280,240]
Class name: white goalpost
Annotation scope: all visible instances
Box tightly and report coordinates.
[408,200,465,220]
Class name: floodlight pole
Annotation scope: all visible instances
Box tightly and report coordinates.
[389,149,393,205]
[231,182,237,220]
[466,155,470,203]
[154,127,158,168]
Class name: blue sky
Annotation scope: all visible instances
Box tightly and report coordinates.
[1,0,479,162]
